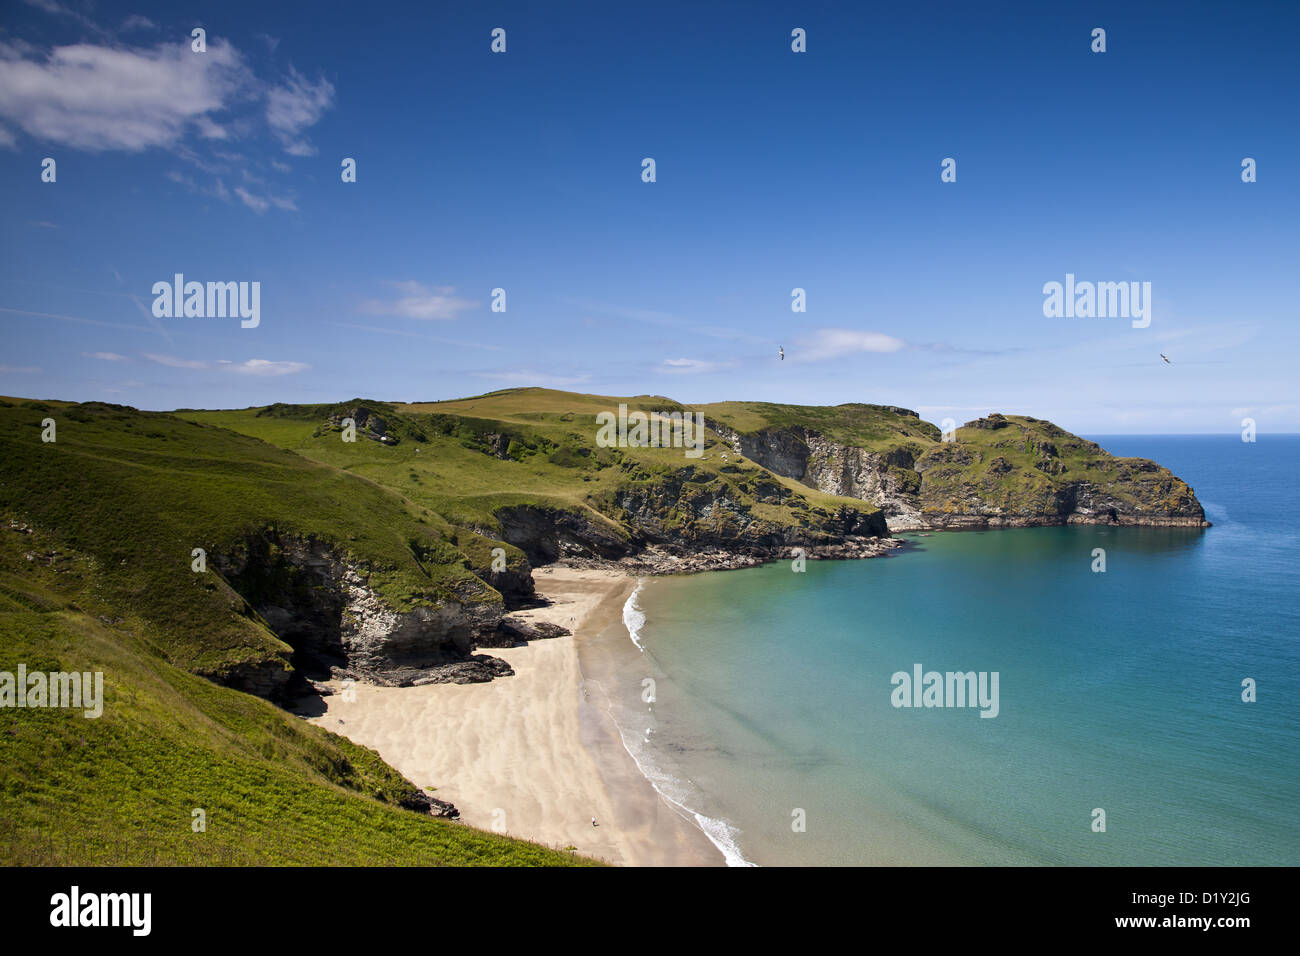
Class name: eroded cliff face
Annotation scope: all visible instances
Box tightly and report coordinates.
[706,416,1208,531]
[610,462,889,550]
[706,419,927,530]
[212,530,509,695]
[489,463,895,576]
[913,418,1208,528]
[193,401,1205,704]
[802,435,927,530]
[492,504,634,565]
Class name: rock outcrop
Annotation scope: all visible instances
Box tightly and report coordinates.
[323,405,399,444]
[212,530,510,694]
[195,395,1207,705]
[478,616,572,648]
[707,413,1208,531]
[913,417,1208,529]
[492,504,635,564]
[399,790,461,819]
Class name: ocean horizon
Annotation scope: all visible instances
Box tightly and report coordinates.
[595,434,1300,865]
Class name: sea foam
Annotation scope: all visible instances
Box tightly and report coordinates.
[622,581,646,651]
[615,579,755,866]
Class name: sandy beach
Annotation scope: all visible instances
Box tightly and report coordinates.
[306,566,722,866]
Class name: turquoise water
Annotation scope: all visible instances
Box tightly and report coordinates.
[618,436,1300,865]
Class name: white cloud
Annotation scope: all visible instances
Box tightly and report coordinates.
[142,353,207,369]
[0,39,251,152]
[19,0,106,35]
[84,351,128,361]
[194,115,229,140]
[232,185,295,212]
[265,67,334,155]
[659,357,733,374]
[0,364,41,374]
[360,282,478,321]
[228,359,309,376]
[120,15,157,33]
[794,328,906,362]
[141,354,308,376]
[0,30,334,213]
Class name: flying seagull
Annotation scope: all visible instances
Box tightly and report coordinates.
[779,346,785,361]
[1160,353,1171,364]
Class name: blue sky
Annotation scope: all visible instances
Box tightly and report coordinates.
[1,0,1296,433]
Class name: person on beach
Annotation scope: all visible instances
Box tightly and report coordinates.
[591,817,598,827]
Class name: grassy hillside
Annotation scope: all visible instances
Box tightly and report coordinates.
[180,391,891,553]
[917,414,1205,523]
[0,522,588,865]
[405,386,684,422]
[685,398,1204,527]
[698,399,940,450]
[0,397,590,865]
[0,400,516,686]
[180,388,1205,535]
[0,388,1202,865]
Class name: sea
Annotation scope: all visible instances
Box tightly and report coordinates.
[586,435,1300,866]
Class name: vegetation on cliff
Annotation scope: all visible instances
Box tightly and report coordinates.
[0,387,1204,865]
[0,398,587,865]
[698,401,1207,529]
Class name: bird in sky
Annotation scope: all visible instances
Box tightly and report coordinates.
[779,346,785,361]
[1160,354,1171,364]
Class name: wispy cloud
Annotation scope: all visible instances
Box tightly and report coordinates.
[0,304,161,338]
[265,67,334,156]
[120,14,157,33]
[0,38,251,152]
[359,282,479,321]
[658,357,735,374]
[226,359,310,376]
[0,21,334,211]
[793,328,906,362]
[234,185,296,213]
[0,364,41,374]
[166,168,231,203]
[19,0,108,37]
[83,351,128,362]
[143,353,207,369]
[128,294,173,345]
[143,354,310,376]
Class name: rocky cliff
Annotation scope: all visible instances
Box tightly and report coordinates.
[212,529,515,694]
[706,417,930,529]
[35,389,1198,703]
[704,406,1208,531]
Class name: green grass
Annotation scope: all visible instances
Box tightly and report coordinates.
[179,389,1202,533]
[917,415,1203,517]
[0,389,1200,865]
[0,401,514,682]
[0,398,594,865]
[179,392,889,544]
[696,399,942,450]
[0,597,589,865]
